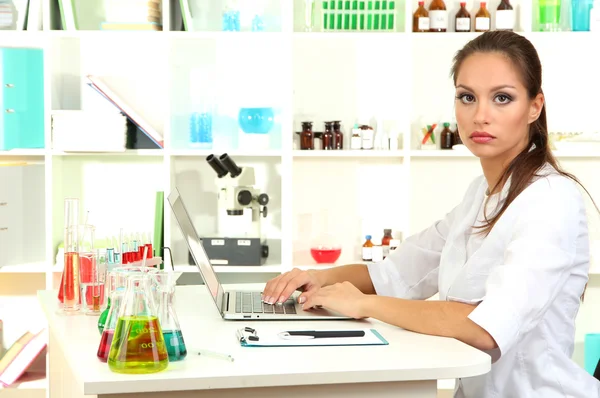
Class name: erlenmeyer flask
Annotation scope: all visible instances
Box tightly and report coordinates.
[97,288,125,362]
[155,271,187,361]
[107,273,168,374]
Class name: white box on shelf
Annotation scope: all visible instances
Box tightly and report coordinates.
[51,111,127,152]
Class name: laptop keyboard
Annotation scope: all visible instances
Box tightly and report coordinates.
[235,292,297,314]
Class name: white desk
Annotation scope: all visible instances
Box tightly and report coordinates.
[38,285,491,398]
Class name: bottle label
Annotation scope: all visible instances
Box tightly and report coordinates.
[351,133,362,149]
[495,10,515,30]
[429,10,448,29]
[382,245,390,258]
[362,247,373,261]
[456,17,470,31]
[418,17,430,30]
[475,17,490,30]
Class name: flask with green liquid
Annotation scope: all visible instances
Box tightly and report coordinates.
[107,273,168,374]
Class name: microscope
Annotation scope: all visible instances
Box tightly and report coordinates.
[192,153,269,266]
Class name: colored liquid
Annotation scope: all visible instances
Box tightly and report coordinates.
[163,330,187,361]
[310,247,342,263]
[98,298,111,334]
[97,329,114,362]
[82,283,105,312]
[58,252,81,309]
[107,316,168,374]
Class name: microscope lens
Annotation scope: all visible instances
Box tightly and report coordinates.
[206,155,228,178]
[219,154,242,178]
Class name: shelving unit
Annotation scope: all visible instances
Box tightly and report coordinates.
[1,0,599,395]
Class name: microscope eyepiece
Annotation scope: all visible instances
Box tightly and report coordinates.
[206,154,228,178]
[219,153,242,178]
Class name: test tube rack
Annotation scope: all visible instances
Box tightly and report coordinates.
[322,0,397,31]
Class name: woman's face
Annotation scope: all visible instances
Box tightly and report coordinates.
[454,52,543,163]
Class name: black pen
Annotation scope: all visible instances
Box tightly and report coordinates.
[280,330,366,339]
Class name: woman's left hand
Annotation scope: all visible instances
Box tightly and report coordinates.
[302,281,370,319]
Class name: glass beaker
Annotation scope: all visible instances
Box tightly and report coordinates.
[539,0,561,31]
[59,198,81,312]
[83,249,107,315]
[107,273,168,374]
[154,271,187,361]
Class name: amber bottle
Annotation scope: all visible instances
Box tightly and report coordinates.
[412,1,430,32]
[333,120,343,149]
[323,122,334,150]
[428,0,448,32]
[455,2,471,32]
[381,229,392,259]
[300,121,314,150]
[495,0,515,31]
[440,123,454,149]
[475,2,491,32]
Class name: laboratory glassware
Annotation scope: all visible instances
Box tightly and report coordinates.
[59,198,81,312]
[107,273,168,374]
[155,271,187,361]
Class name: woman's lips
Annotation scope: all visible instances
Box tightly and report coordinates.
[470,131,495,144]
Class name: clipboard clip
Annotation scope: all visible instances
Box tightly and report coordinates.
[236,326,260,343]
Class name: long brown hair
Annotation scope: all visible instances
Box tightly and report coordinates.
[450,31,599,236]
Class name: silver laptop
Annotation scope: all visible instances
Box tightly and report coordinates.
[167,188,351,320]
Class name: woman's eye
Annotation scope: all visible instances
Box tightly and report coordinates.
[495,94,511,104]
[457,94,475,104]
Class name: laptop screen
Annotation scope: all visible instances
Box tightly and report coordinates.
[167,189,225,313]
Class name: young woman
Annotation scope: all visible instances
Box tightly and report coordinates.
[263,31,600,398]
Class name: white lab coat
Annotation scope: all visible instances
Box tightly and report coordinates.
[368,164,600,398]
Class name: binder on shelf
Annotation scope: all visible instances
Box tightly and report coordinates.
[86,75,164,149]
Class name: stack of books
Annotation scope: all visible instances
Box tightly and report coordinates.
[102,0,162,31]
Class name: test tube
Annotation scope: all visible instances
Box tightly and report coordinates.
[62,198,81,312]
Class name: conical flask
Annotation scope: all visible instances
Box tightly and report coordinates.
[155,271,187,361]
[97,288,125,362]
[107,273,168,374]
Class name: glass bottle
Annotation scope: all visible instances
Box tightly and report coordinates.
[350,124,362,149]
[300,121,314,150]
[333,120,343,149]
[412,1,430,32]
[428,0,448,32]
[538,0,561,31]
[475,2,491,32]
[322,122,334,150]
[59,198,81,312]
[155,272,187,362]
[381,229,392,259]
[362,235,374,262]
[455,2,471,32]
[440,122,454,149]
[107,273,168,374]
[454,125,464,146]
[495,0,515,30]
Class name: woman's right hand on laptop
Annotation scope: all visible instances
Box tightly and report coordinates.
[262,268,323,305]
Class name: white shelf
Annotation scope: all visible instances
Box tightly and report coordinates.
[169,149,282,157]
[410,150,474,158]
[51,149,164,157]
[0,263,48,274]
[0,149,46,157]
[293,150,404,158]
[174,264,283,274]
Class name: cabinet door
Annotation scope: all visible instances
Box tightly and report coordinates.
[1,48,45,150]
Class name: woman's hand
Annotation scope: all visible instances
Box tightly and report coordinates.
[262,268,323,305]
[303,281,369,319]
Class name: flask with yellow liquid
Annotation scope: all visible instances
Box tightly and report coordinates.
[107,273,168,374]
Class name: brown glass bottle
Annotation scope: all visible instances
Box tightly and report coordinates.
[454,125,463,146]
[381,229,392,259]
[440,122,454,149]
[428,0,448,32]
[412,1,430,32]
[495,0,515,31]
[455,2,471,32]
[475,2,491,32]
[333,120,343,149]
[323,122,334,150]
[300,121,314,150]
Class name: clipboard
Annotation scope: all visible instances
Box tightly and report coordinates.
[236,327,388,347]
